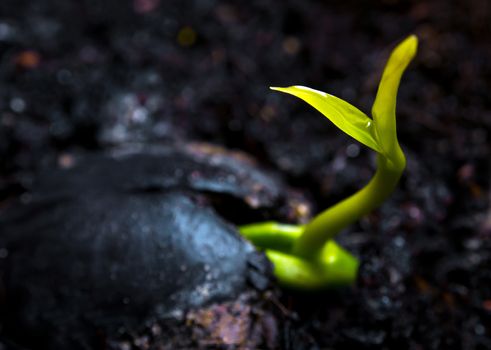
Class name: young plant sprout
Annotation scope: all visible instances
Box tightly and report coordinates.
[240,35,418,289]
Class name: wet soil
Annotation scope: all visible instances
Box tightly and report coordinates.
[0,0,490,349]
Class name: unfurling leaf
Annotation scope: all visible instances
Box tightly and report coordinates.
[372,35,418,155]
[271,86,382,153]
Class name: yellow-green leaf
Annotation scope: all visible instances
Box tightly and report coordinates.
[271,86,382,153]
[372,35,418,156]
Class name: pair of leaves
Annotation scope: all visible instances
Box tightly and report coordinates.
[272,35,418,160]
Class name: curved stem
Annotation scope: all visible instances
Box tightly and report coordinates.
[293,149,405,258]
[266,240,359,289]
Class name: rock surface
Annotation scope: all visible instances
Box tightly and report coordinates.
[0,144,296,349]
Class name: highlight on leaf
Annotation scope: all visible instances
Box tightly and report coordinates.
[270,86,382,153]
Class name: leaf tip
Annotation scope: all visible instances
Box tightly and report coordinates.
[270,86,287,92]
[392,35,418,64]
[404,34,418,55]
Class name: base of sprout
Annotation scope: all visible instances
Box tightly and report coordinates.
[239,222,359,289]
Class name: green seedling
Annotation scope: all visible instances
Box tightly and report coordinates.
[240,35,418,289]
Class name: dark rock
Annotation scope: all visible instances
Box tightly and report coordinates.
[0,144,292,349]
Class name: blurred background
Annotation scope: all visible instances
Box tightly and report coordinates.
[0,0,489,180]
[0,0,490,348]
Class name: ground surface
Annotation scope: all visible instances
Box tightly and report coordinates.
[0,0,490,349]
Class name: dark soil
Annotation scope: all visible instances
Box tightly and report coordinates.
[0,0,490,349]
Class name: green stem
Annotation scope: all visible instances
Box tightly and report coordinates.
[293,148,406,258]
[239,222,303,253]
[265,240,359,289]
